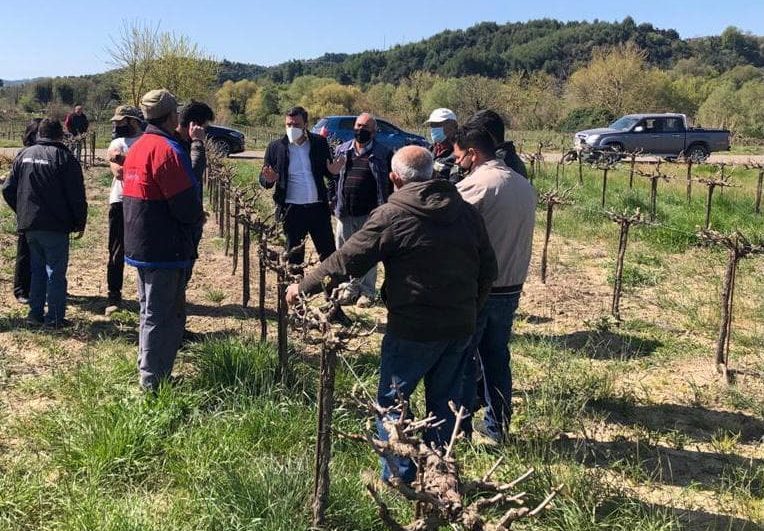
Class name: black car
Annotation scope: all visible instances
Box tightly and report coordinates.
[206,124,246,155]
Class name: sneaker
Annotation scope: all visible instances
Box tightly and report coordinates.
[356,294,373,308]
[473,418,503,446]
[105,303,120,316]
[16,295,29,305]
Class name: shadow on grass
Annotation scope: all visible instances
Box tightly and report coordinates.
[590,399,764,444]
[599,497,762,531]
[68,294,277,321]
[516,329,662,360]
[558,434,764,489]
[654,504,764,531]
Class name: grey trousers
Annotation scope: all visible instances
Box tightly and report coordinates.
[335,215,377,297]
[136,268,187,390]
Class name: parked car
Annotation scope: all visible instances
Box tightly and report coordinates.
[312,116,429,151]
[206,124,246,155]
[574,113,730,162]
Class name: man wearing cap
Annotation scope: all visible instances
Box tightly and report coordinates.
[426,108,460,182]
[122,89,203,391]
[104,105,144,315]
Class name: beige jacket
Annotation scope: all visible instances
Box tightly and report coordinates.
[457,159,536,289]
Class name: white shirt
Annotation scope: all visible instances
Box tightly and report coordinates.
[285,139,319,204]
[108,135,141,204]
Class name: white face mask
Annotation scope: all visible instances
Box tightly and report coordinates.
[286,126,304,143]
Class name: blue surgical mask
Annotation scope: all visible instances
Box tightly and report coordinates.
[430,127,446,143]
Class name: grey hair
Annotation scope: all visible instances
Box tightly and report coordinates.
[391,146,434,184]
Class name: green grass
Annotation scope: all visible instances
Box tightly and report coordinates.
[538,161,763,253]
[0,333,698,530]
[2,156,763,529]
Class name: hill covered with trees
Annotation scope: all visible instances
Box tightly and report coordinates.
[220,18,764,85]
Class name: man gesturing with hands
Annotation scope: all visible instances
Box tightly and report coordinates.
[260,106,345,265]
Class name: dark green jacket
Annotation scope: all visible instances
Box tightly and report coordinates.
[300,179,497,341]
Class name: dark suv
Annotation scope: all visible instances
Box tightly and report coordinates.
[206,124,246,155]
[312,116,428,150]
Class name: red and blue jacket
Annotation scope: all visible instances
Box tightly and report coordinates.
[122,125,203,269]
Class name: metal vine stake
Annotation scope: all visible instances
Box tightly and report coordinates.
[537,188,574,284]
[698,230,764,383]
[606,208,647,322]
[626,149,643,189]
[742,160,764,215]
[697,167,736,229]
[594,158,619,209]
[635,160,671,222]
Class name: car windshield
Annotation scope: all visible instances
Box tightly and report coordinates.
[609,117,640,131]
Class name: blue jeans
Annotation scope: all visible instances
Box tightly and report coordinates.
[25,231,70,325]
[376,331,471,483]
[462,292,521,438]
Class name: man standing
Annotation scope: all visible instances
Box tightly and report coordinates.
[2,118,87,327]
[175,100,214,279]
[454,126,536,442]
[331,113,392,307]
[104,105,144,315]
[286,146,497,482]
[463,110,527,178]
[122,89,203,391]
[12,118,42,304]
[260,106,343,266]
[425,108,460,181]
[64,104,89,161]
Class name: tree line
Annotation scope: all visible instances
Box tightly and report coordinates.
[1,19,762,137]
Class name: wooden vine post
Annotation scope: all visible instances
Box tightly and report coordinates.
[698,169,735,229]
[538,188,573,284]
[606,208,646,322]
[698,230,764,382]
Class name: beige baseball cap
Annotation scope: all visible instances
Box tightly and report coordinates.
[140,89,178,120]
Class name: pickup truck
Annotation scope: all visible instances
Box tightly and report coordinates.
[574,113,730,162]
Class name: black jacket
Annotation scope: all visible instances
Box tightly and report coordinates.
[259,132,335,209]
[300,179,497,342]
[497,141,527,178]
[2,139,88,233]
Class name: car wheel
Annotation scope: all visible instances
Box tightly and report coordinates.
[602,143,624,164]
[686,143,709,163]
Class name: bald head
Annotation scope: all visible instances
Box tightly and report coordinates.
[355,112,377,131]
[391,146,434,186]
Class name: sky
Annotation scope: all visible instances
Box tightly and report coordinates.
[2,0,763,80]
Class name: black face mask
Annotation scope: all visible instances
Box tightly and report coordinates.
[354,128,372,144]
[113,125,131,139]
